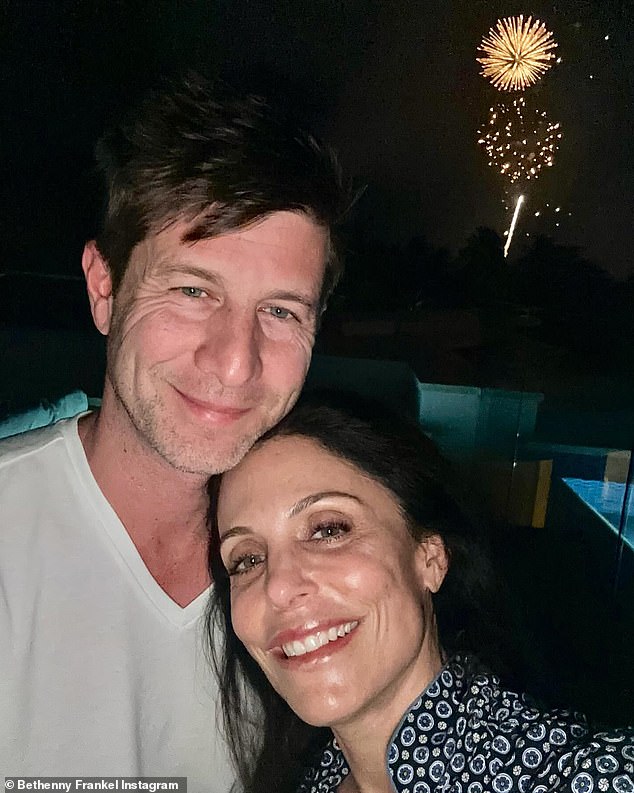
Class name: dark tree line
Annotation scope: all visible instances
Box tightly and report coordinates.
[335,226,634,376]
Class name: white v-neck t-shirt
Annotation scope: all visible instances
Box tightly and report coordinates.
[0,417,235,792]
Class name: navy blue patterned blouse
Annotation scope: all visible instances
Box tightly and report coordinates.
[298,656,633,793]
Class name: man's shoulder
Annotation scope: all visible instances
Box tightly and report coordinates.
[0,416,78,470]
[0,417,85,547]
[0,391,91,441]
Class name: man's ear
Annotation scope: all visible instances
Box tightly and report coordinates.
[82,241,114,335]
[415,534,449,594]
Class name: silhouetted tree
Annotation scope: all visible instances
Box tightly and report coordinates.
[453,227,509,307]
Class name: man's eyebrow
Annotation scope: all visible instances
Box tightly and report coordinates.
[266,291,318,311]
[153,263,317,310]
[287,491,362,518]
[155,261,224,286]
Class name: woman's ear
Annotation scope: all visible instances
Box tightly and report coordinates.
[82,240,114,335]
[415,534,449,594]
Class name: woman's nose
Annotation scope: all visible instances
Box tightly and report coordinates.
[264,550,318,610]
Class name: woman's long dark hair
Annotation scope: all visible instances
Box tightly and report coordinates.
[205,390,507,793]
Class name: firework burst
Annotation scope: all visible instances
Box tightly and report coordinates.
[477,97,562,185]
[477,15,557,91]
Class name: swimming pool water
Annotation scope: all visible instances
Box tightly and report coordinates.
[563,477,634,546]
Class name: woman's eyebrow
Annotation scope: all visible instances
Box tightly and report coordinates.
[218,526,251,546]
[219,492,362,544]
[287,491,362,518]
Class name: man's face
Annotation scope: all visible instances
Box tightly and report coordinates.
[99,211,328,475]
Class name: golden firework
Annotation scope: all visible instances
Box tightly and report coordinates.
[477,98,562,184]
[477,15,557,91]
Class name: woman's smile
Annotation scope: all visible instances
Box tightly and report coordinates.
[280,620,359,658]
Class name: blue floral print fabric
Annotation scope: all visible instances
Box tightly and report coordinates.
[298,656,634,793]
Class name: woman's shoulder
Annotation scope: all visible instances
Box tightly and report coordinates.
[386,655,633,792]
[555,727,634,792]
[457,655,591,745]
[453,656,633,788]
[296,658,633,792]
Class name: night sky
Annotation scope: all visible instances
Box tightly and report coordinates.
[2,0,633,279]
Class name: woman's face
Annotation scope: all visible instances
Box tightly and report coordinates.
[217,435,448,732]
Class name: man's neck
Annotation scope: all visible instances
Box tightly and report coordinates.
[78,402,211,607]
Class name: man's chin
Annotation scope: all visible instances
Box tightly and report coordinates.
[155,428,265,477]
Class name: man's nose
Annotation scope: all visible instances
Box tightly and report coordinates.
[265,550,318,610]
[194,306,262,386]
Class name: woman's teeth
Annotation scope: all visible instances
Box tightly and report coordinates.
[282,621,359,657]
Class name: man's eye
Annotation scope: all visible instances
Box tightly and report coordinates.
[180,286,206,298]
[311,521,349,541]
[230,553,265,576]
[264,306,296,321]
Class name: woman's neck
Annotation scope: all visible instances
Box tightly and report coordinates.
[335,729,395,793]
[333,635,444,793]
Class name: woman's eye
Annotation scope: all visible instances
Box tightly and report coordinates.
[229,553,265,576]
[311,521,350,541]
[180,286,206,298]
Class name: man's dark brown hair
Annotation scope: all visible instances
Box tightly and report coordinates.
[94,74,349,306]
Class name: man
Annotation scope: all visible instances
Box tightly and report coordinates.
[0,76,348,790]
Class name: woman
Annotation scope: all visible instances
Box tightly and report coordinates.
[207,392,633,793]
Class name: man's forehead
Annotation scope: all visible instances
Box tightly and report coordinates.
[147,212,326,254]
[127,213,327,290]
